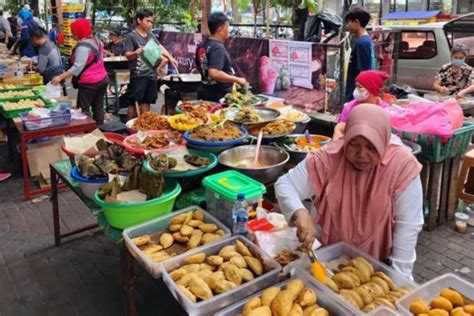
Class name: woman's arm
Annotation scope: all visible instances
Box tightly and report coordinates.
[390,175,424,279]
[457,84,474,98]
[51,45,90,85]
[433,79,449,95]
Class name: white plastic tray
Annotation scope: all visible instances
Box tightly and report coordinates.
[295,242,418,316]
[122,205,231,278]
[161,236,281,316]
[215,274,352,316]
[397,273,474,315]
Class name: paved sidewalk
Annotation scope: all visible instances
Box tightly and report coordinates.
[0,173,472,315]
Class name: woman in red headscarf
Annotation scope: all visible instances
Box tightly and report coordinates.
[275,104,423,279]
[51,19,109,125]
[333,70,390,140]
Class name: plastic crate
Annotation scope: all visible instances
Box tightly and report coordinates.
[397,273,474,315]
[123,206,231,279]
[161,236,281,316]
[63,37,77,46]
[62,5,84,12]
[394,122,474,163]
[20,109,71,131]
[3,73,43,87]
[62,12,85,19]
[0,96,52,119]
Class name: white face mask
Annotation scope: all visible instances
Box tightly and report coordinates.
[353,88,369,101]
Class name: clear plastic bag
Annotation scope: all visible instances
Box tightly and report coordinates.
[43,82,62,98]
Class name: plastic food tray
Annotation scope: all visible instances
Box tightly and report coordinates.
[397,273,474,315]
[123,206,231,279]
[161,236,281,316]
[295,242,418,316]
[215,275,352,316]
[0,96,52,119]
[123,130,186,156]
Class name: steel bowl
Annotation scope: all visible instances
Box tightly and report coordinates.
[218,145,290,184]
[225,107,281,127]
[272,134,331,165]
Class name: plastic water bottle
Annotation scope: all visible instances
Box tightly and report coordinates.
[232,193,248,236]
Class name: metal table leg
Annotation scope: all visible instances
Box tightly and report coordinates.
[51,164,61,246]
[121,245,139,316]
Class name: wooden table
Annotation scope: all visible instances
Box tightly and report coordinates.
[15,117,96,199]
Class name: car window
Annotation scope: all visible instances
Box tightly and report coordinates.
[399,31,437,59]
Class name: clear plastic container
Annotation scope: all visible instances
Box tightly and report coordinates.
[122,206,231,278]
[294,242,418,316]
[214,275,352,316]
[397,273,474,315]
[161,236,281,316]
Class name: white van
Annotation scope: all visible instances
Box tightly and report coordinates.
[373,13,474,94]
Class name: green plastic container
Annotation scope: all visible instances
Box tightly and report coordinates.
[0,96,53,119]
[202,170,266,228]
[93,179,182,229]
[143,150,218,178]
[395,122,474,163]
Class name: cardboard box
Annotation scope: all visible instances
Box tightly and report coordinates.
[26,138,68,180]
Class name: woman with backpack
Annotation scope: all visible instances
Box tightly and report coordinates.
[51,19,109,125]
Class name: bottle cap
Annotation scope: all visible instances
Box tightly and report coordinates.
[237,193,245,201]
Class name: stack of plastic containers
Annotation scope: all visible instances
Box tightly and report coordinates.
[60,3,85,56]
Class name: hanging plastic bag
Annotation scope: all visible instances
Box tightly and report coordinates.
[42,82,62,99]
[142,39,162,69]
[385,99,463,141]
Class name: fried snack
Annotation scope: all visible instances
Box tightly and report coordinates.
[214,271,226,280]
[342,266,368,284]
[169,268,188,281]
[372,272,395,290]
[288,303,304,316]
[271,290,294,316]
[169,224,181,232]
[274,250,299,267]
[261,287,281,306]
[187,230,203,249]
[141,244,163,255]
[170,213,189,225]
[133,112,170,131]
[373,297,395,309]
[236,239,253,257]
[286,279,305,297]
[219,245,236,254]
[440,288,464,307]
[349,257,373,283]
[199,263,215,272]
[362,303,378,313]
[180,225,194,236]
[431,296,453,311]
[370,276,390,294]
[196,269,212,280]
[184,253,206,264]
[298,288,317,307]
[172,232,189,243]
[178,285,196,303]
[248,306,272,316]
[234,108,261,123]
[261,120,295,136]
[215,229,225,237]
[464,305,474,313]
[363,282,385,299]
[193,210,204,221]
[230,256,247,268]
[128,134,170,150]
[159,233,174,249]
[304,307,328,316]
[201,233,220,244]
[189,122,244,142]
[340,289,364,309]
[187,220,202,228]
[243,297,262,316]
[220,250,242,261]
[149,251,170,262]
[427,309,449,316]
[214,280,238,294]
[188,276,213,300]
[207,255,224,266]
[333,272,360,290]
[451,307,470,316]
[355,286,374,306]
[132,235,150,246]
[198,223,218,233]
[224,263,242,285]
[244,256,263,276]
[325,278,339,293]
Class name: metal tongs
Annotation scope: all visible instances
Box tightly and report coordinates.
[307,248,334,283]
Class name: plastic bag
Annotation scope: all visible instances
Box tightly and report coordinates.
[142,39,162,69]
[385,100,463,140]
[43,82,62,98]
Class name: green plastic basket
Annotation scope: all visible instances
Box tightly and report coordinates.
[93,179,182,229]
[143,150,218,178]
[394,122,474,163]
[0,96,53,119]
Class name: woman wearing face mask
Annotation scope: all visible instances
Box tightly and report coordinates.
[333,70,389,140]
[275,104,423,278]
[434,44,473,98]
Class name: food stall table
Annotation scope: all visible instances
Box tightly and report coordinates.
[15,116,97,199]
[104,56,129,113]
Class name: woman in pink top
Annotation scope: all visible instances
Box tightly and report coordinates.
[51,19,109,125]
[334,70,390,140]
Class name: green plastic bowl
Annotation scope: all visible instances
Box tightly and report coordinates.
[93,179,182,229]
[144,150,218,178]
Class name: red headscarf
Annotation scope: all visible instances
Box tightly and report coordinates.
[70,19,92,40]
[306,104,421,259]
[356,70,389,96]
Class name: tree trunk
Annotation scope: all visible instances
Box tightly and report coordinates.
[292,1,307,41]
[200,0,211,35]
[31,0,39,16]
[231,0,239,23]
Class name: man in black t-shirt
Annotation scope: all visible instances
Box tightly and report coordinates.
[196,12,248,102]
[104,29,125,57]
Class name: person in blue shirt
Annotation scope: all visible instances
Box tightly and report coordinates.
[344,7,375,102]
